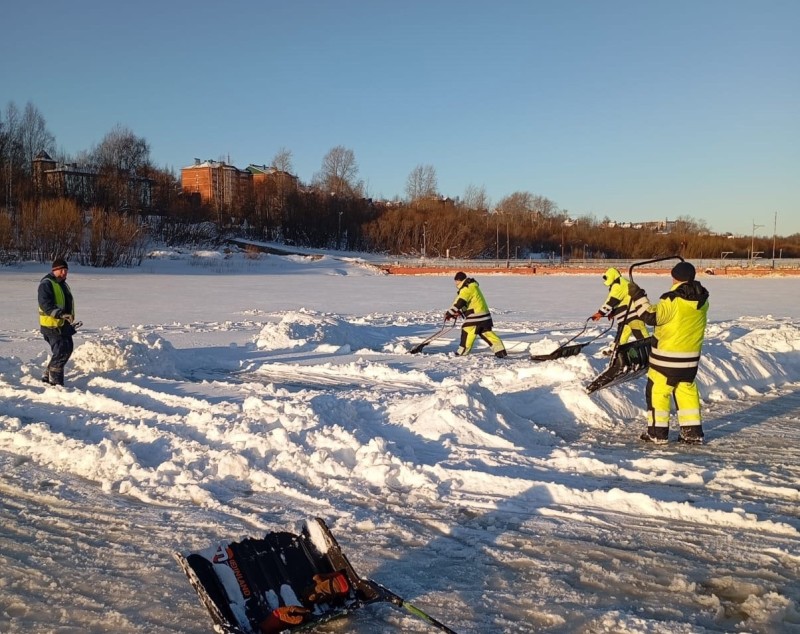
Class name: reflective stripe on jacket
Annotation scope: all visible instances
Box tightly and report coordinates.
[598,277,638,324]
[38,275,74,329]
[447,278,493,327]
[637,281,709,382]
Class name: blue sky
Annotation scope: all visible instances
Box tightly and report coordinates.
[2,0,798,236]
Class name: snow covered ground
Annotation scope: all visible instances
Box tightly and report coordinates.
[1,249,799,634]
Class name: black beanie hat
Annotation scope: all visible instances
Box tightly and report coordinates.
[52,257,69,271]
[671,261,695,282]
[454,271,467,281]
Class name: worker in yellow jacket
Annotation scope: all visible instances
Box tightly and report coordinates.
[445,272,507,358]
[629,261,709,444]
[590,267,650,350]
[38,257,78,386]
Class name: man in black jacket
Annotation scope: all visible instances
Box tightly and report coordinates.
[38,258,77,386]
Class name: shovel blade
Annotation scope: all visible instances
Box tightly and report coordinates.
[530,342,587,362]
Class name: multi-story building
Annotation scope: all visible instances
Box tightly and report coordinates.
[32,150,153,208]
[180,159,251,208]
[181,159,298,209]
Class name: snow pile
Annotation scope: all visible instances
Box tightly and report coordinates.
[256,310,389,352]
[71,331,183,379]
[1,254,800,634]
[701,319,800,399]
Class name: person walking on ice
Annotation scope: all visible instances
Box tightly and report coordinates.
[445,272,507,358]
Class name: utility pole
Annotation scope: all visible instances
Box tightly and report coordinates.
[505,221,510,266]
[772,211,777,269]
[751,220,764,263]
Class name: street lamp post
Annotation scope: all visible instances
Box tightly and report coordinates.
[422,222,427,258]
[337,211,343,250]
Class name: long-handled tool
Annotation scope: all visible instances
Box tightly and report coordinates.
[530,318,614,361]
[586,255,683,394]
[409,318,458,354]
[369,581,460,633]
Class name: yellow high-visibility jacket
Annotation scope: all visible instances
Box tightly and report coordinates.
[38,274,75,330]
[636,281,709,383]
[598,276,639,323]
[447,278,493,328]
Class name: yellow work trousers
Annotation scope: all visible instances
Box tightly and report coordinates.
[457,325,505,356]
[618,319,649,345]
[645,370,702,430]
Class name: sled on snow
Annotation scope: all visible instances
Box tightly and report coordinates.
[530,318,614,362]
[585,255,683,394]
[175,517,459,634]
[585,336,653,393]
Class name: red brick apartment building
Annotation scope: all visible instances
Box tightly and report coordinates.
[181,159,297,208]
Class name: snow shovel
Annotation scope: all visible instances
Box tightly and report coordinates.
[530,318,614,362]
[586,255,683,394]
[409,317,458,354]
[175,516,460,634]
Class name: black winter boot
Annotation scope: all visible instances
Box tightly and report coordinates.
[48,368,65,386]
[679,425,704,444]
[640,426,669,444]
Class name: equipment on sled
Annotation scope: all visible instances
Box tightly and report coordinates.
[530,318,614,362]
[409,317,459,354]
[175,517,459,634]
[585,336,653,393]
[585,255,683,394]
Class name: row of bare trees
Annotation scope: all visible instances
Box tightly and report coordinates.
[2,99,799,265]
[0,198,147,266]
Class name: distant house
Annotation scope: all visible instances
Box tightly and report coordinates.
[32,150,152,208]
[181,160,298,208]
[245,164,297,187]
[181,159,251,208]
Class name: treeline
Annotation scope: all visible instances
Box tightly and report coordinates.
[2,100,798,265]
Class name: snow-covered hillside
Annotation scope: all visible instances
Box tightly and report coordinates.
[2,250,799,633]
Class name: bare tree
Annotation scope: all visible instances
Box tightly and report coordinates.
[19,101,55,171]
[272,147,294,173]
[495,191,558,222]
[90,125,151,211]
[1,102,23,207]
[496,191,535,215]
[85,207,148,266]
[92,124,150,174]
[313,145,362,197]
[531,194,558,218]
[405,164,438,202]
[461,184,490,212]
[19,198,82,262]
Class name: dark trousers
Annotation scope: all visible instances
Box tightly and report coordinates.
[42,328,74,385]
